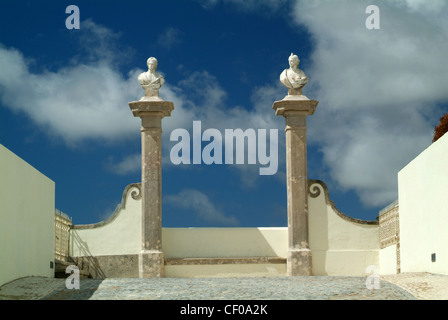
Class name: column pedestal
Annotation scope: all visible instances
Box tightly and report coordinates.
[129,99,174,278]
[139,250,165,278]
[273,96,318,276]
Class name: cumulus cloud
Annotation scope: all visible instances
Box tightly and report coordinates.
[106,153,141,175]
[164,189,240,226]
[73,19,134,64]
[390,0,447,13]
[292,0,448,206]
[0,20,141,146]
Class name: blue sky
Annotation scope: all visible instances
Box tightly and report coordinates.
[1,0,447,227]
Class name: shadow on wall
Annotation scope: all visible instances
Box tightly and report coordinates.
[70,231,106,279]
[41,278,104,300]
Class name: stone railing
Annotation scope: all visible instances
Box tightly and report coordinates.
[378,200,400,273]
[378,200,399,249]
[55,209,72,262]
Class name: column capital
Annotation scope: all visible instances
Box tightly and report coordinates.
[129,100,174,119]
[272,97,318,118]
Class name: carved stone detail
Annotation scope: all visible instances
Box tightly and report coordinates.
[308,179,379,225]
[73,183,142,230]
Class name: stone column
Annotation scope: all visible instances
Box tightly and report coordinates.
[129,100,174,278]
[273,96,318,276]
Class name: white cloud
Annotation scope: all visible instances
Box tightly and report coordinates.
[292,0,448,207]
[0,21,142,147]
[106,153,141,175]
[157,27,183,49]
[390,0,447,13]
[164,189,240,226]
[73,19,133,64]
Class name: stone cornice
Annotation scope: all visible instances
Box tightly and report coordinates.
[272,98,318,117]
[308,179,378,225]
[129,100,174,118]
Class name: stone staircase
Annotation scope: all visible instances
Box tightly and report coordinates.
[163,256,287,278]
[165,257,286,266]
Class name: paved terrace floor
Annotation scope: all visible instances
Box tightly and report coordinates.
[1,273,446,300]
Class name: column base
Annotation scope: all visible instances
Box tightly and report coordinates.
[139,250,164,278]
[287,249,312,276]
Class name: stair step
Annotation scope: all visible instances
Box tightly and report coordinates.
[54,259,90,278]
[165,257,286,266]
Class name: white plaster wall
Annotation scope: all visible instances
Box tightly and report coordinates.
[398,132,448,275]
[163,227,287,277]
[379,245,398,275]
[70,184,142,257]
[308,181,380,276]
[0,145,55,286]
[163,227,287,259]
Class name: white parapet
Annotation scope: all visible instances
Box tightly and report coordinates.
[70,179,381,278]
[308,180,380,276]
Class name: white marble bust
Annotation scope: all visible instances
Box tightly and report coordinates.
[138,57,165,100]
[280,53,308,96]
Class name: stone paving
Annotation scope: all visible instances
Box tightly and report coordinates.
[0,275,418,300]
[381,273,448,300]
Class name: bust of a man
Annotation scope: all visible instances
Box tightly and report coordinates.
[280,53,308,96]
[138,57,165,100]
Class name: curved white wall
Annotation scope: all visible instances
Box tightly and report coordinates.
[70,184,142,257]
[308,181,380,276]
